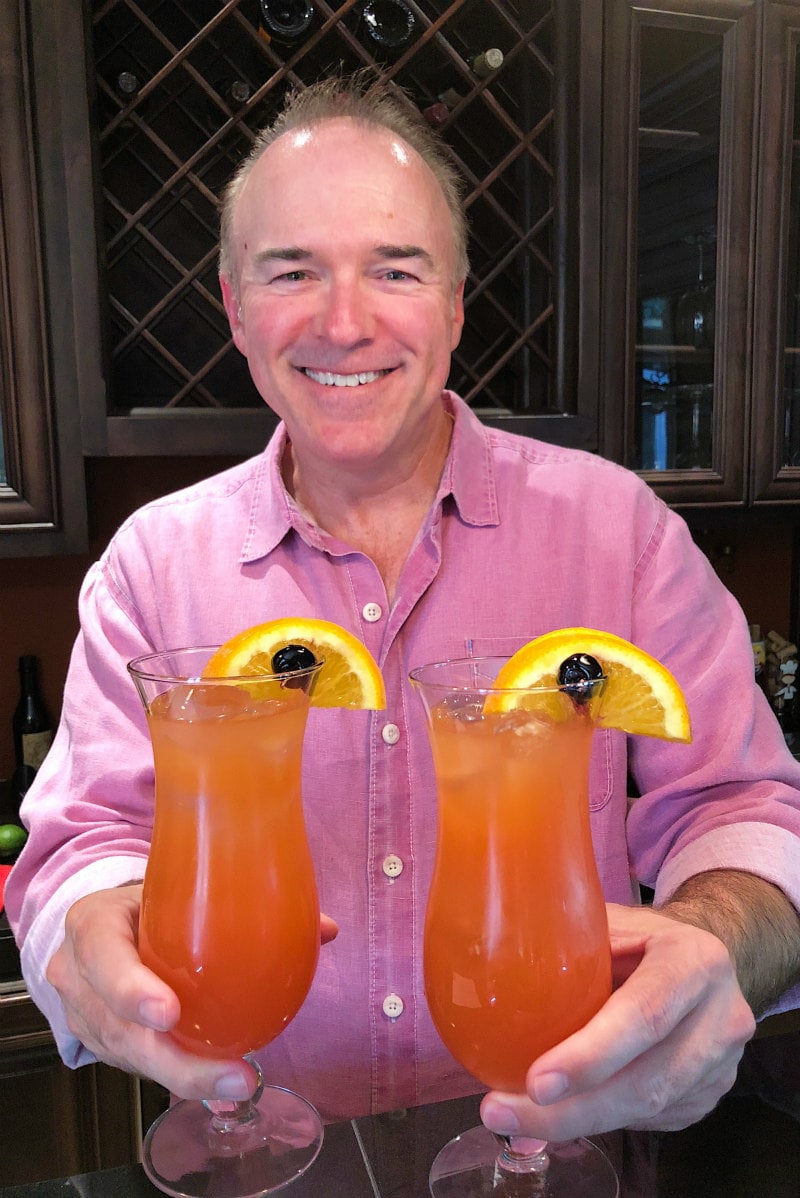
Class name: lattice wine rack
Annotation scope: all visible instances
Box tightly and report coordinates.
[89,0,562,420]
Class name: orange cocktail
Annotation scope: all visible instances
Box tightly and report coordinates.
[412,658,611,1094]
[136,670,320,1059]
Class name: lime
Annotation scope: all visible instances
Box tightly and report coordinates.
[0,823,27,858]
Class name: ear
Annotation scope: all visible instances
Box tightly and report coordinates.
[450,278,466,351]
[219,274,247,353]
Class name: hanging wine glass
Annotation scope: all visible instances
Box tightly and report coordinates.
[674,230,716,349]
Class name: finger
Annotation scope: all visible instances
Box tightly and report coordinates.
[50,888,289,1101]
[52,887,180,1031]
[122,1030,260,1102]
[483,1003,744,1139]
[321,914,339,944]
[56,979,259,1101]
[481,906,754,1141]
[76,1009,258,1102]
[528,919,749,1098]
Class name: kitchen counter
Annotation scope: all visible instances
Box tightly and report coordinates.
[3,1080,800,1198]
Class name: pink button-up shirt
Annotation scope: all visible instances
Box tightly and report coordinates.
[8,394,800,1122]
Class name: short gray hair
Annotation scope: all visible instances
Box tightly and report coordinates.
[218,71,469,288]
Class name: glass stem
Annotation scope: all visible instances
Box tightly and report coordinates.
[202,1058,264,1134]
[494,1133,550,1176]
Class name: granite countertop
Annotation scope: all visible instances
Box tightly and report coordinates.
[0,1095,485,1198]
[4,1070,800,1196]
[0,1088,731,1198]
[0,1093,661,1198]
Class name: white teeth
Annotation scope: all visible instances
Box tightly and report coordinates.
[304,368,386,387]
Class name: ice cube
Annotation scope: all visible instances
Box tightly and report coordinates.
[436,693,485,723]
[160,681,255,721]
[492,708,555,738]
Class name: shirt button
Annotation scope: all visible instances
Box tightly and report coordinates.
[381,723,400,745]
[382,854,404,879]
[382,993,404,1019]
[362,602,383,623]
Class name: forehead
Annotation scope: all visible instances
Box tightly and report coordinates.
[234,118,453,246]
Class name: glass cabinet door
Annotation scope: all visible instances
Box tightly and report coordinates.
[635,26,720,474]
[600,1,755,505]
[784,58,800,470]
[751,3,800,501]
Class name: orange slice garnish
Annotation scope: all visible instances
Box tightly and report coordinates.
[204,617,385,709]
[486,627,691,742]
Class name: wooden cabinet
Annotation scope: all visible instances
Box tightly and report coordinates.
[597,0,800,507]
[7,1,800,512]
[0,979,158,1186]
[0,0,87,556]
[35,0,605,459]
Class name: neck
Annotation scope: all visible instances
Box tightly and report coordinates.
[284,409,453,600]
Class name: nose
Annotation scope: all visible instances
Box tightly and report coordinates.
[315,274,374,347]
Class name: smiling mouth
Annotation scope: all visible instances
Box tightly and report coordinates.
[302,368,393,387]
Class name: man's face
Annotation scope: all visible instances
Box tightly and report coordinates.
[219,118,465,478]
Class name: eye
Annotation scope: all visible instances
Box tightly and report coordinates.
[383,268,414,281]
[275,269,308,283]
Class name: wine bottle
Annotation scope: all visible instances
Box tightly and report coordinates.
[258,0,314,45]
[419,48,504,125]
[204,79,253,133]
[12,656,53,773]
[116,71,141,100]
[469,48,504,78]
[112,70,153,128]
[422,97,450,128]
[356,0,416,56]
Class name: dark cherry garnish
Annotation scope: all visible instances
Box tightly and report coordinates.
[271,644,317,673]
[271,644,318,690]
[557,653,604,705]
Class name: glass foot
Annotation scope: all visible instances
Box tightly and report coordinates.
[429,1124,618,1197]
[143,1084,324,1197]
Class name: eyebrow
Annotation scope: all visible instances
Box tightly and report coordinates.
[374,244,435,269]
[251,247,310,265]
[251,244,435,268]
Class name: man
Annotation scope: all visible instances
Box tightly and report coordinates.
[7,75,800,1143]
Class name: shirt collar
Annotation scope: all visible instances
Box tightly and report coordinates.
[239,391,499,564]
[436,391,500,527]
[239,425,295,563]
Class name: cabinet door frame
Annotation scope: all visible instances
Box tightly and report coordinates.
[0,0,88,556]
[750,0,800,501]
[599,0,756,506]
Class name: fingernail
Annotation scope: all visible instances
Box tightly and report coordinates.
[533,1071,569,1105]
[214,1072,251,1101]
[482,1100,520,1135]
[138,998,169,1030]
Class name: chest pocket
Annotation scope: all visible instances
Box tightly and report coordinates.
[464,635,615,813]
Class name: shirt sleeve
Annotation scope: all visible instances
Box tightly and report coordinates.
[624,499,800,1013]
[5,550,157,1064]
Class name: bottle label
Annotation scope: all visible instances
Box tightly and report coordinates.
[22,730,52,770]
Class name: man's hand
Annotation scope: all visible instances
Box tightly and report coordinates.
[46,884,338,1100]
[481,901,756,1139]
